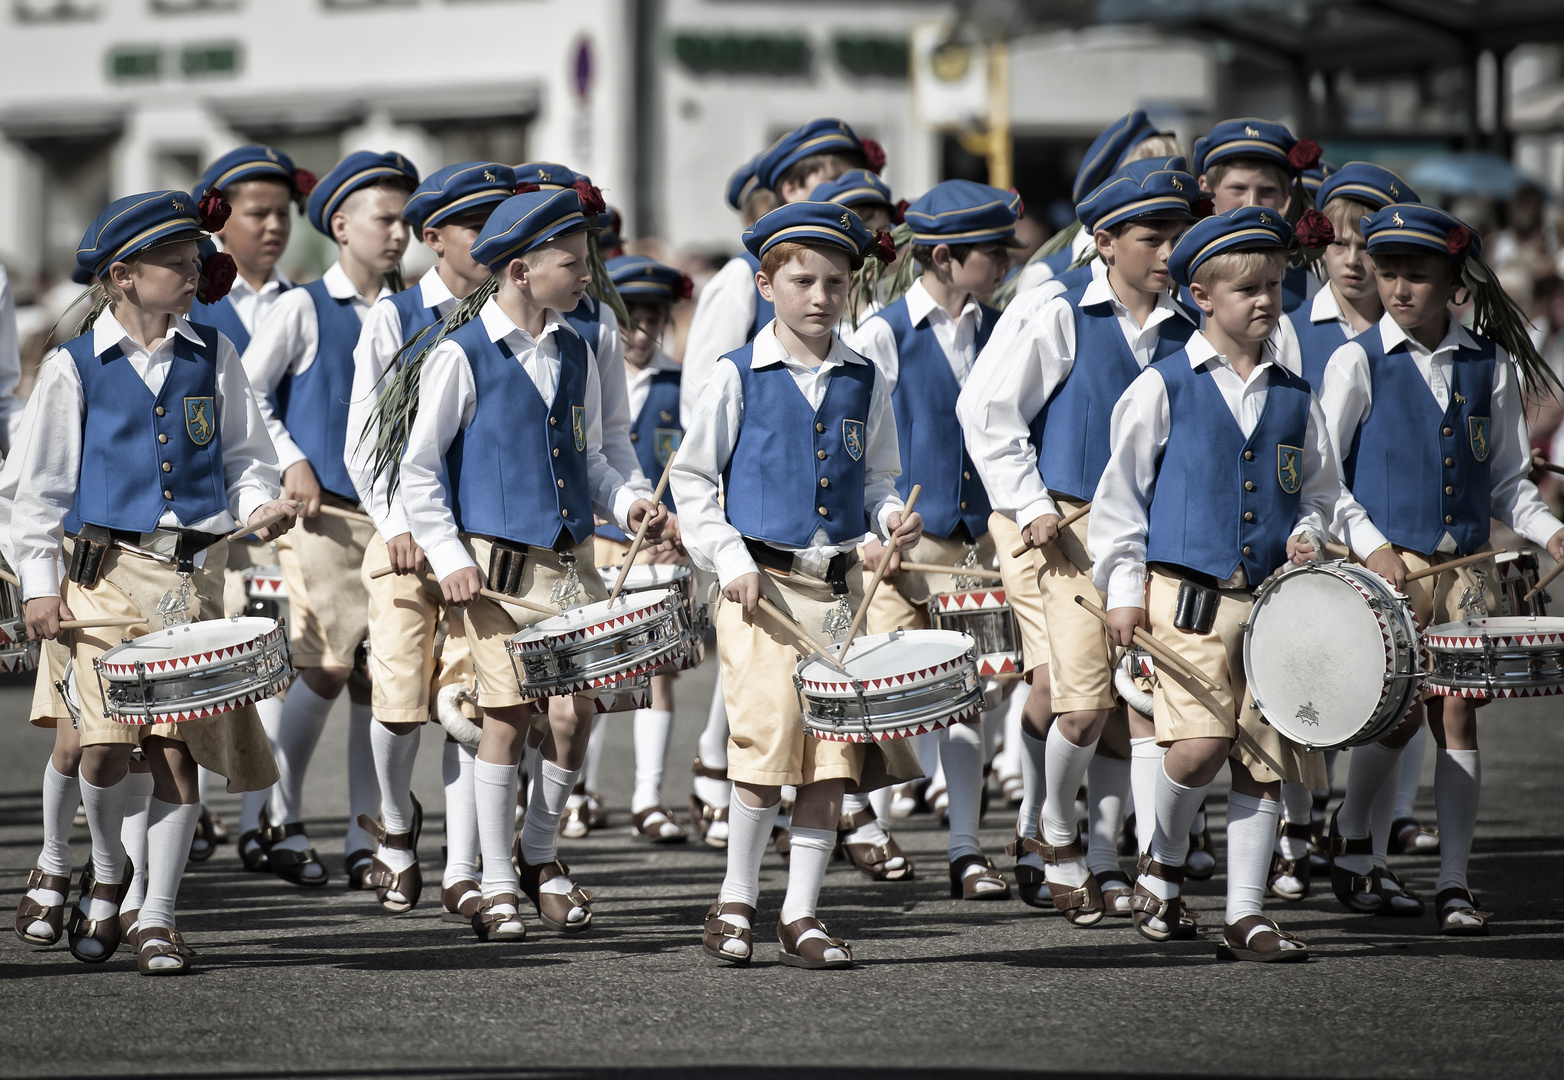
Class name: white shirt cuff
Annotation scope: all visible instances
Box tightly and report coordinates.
[274,440,307,476]
[234,489,273,532]
[1522,515,1564,551]
[715,547,761,590]
[1348,522,1392,561]
[1017,496,1060,532]
[20,558,62,601]
[375,505,412,543]
[426,538,477,583]
[608,486,641,535]
[1105,564,1146,611]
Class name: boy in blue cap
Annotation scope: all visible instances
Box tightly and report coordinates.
[849,179,1020,898]
[961,160,1201,923]
[1316,204,1564,935]
[1090,206,1367,961]
[343,161,515,916]
[13,190,296,973]
[671,201,920,970]
[398,186,664,942]
[812,169,900,234]
[242,149,419,889]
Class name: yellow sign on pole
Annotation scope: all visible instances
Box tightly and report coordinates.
[911,22,1011,189]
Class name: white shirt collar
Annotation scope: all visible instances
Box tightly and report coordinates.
[477,296,573,346]
[1377,311,1477,357]
[418,267,456,309]
[1082,275,1197,326]
[626,348,681,380]
[324,260,392,304]
[1309,284,1345,325]
[751,321,865,369]
[93,308,203,356]
[1185,329,1277,372]
[227,266,291,300]
[904,277,982,330]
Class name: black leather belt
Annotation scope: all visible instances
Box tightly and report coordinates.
[74,524,226,574]
[743,537,856,596]
[1148,561,1250,594]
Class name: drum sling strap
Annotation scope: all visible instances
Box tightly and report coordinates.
[69,524,227,584]
[483,529,582,606]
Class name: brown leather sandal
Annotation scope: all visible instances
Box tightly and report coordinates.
[1006,836,1050,909]
[344,847,375,890]
[15,868,71,946]
[262,822,330,888]
[189,806,220,862]
[777,916,853,969]
[1328,813,1381,914]
[357,811,423,914]
[136,924,192,975]
[1011,837,1104,926]
[1372,867,1425,917]
[1098,870,1134,917]
[838,807,914,882]
[948,854,1010,900]
[630,806,689,844]
[1217,914,1309,963]
[1435,887,1492,936]
[238,810,271,873]
[690,758,730,849]
[1130,855,1198,942]
[516,852,593,934]
[561,782,592,839]
[66,864,131,964]
[441,879,482,924]
[471,893,527,942]
[1390,817,1440,855]
[1267,821,1313,901]
[119,908,139,940]
[702,900,755,965]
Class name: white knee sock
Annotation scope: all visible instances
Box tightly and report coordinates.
[1145,765,1210,893]
[370,721,420,878]
[1041,725,1098,886]
[1015,728,1049,870]
[1334,741,1402,875]
[1370,761,1397,868]
[1278,781,1313,859]
[1086,754,1130,879]
[80,775,130,904]
[346,701,379,853]
[519,758,578,867]
[1129,736,1163,855]
[270,679,333,826]
[694,679,731,810]
[38,763,78,878]
[719,794,780,910]
[918,728,941,777]
[197,766,213,805]
[442,741,480,887]
[1434,748,1480,897]
[778,826,835,924]
[242,694,284,832]
[1396,725,1428,821]
[138,798,198,933]
[1224,792,1280,924]
[632,708,674,814]
[474,758,520,899]
[868,786,892,821]
[582,717,605,794]
[940,722,984,861]
[992,685,1027,782]
[120,772,154,915]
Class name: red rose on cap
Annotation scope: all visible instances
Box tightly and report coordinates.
[862,138,886,174]
[292,168,318,197]
[514,182,541,194]
[1294,208,1335,248]
[677,273,695,301]
[872,229,897,264]
[198,251,237,304]
[1193,197,1216,219]
[1446,225,1472,257]
[1287,139,1322,172]
[198,188,232,233]
[573,180,606,217]
[1009,187,1026,218]
[892,198,909,226]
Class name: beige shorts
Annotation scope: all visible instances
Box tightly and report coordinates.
[718,564,920,791]
[274,496,373,669]
[865,530,997,636]
[61,543,278,792]
[29,640,72,729]
[1144,567,1317,787]
[989,512,1049,673]
[362,532,477,725]
[1398,545,1502,628]
[1033,498,1118,713]
[449,533,607,711]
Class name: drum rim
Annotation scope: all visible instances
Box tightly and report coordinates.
[794,628,977,689]
[507,590,677,646]
[97,618,284,676]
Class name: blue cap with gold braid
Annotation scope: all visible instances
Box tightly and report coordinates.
[754,118,872,192]
[904,179,1025,248]
[1168,205,1293,287]
[1072,110,1163,204]
[1193,118,1297,177]
[469,188,590,269]
[811,169,895,212]
[1076,156,1198,234]
[1317,162,1420,213]
[306,150,419,235]
[1361,203,1480,260]
[608,254,690,303]
[513,162,589,190]
[76,190,208,281]
[404,162,516,231]
[742,200,877,268]
[194,144,306,200]
[726,155,762,211]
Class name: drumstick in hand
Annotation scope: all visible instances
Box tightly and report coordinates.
[316,504,375,525]
[478,587,560,618]
[0,567,17,587]
[609,453,676,604]
[1404,549,1519,584]
[836,485,920,661]
[897,561,1004,581]
[1526,556,1564,603]
[756,596,849,674]
[226,508,292,542]
[1073,595,1229,724]
[61,616,146,630]
[1011,502,1091,559]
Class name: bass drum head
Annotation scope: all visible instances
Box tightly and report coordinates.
[1245,568,1394,748]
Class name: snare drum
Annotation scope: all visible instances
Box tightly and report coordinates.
[506,590,690,699]
[1495,550,1548,617]
[0,563,37,673]
[1423,616,1564,698]
[926,589,1022,677]
[95,616,294,725]
[1244,561,1421,749]
[242,564,287,620]
[795,628,982,743]
[598,564,704,667]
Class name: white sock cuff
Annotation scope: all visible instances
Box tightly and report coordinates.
[126,771,155,798]
[1159,762,1197,796]
[1226,791,1273,817]
[475,759,519,787]
[729,794,780,823]
[1130,736,1160,753]
[787,825,835,853]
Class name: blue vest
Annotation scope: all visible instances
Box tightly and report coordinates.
[1286,307,1351,394]
[722,344,875,547]
[1032,287,1196,502]
[875,296,994,539]
[386,283,443,350]
[597,368,682,543]
[738,251,775,341]
[1282,264,1309,315]
[1146,355,1313,584]
[444,319,593,548]
[1038,248,1073,278]
[274,278,363,500]
[1051,262,1095,293]
[64,325,230,533]
[188,294,255,355]
[1343,332,1495,557]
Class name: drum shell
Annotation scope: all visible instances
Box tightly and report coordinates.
[927,590,1022,678]
[1423,617,1564,698]
[794,629,983,743]
[506,592,691,698]
[95,617,294,724]
[0,565,38,673]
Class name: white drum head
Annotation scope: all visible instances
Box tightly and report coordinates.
[1246,569,1393,747]
[98,617,283,677]
[1424,616,1564,650]
[797,629,973,697]
[509,590,673,649]
[597,564,690,590]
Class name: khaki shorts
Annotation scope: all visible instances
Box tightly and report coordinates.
[1398,545,1503,628]
[718,564,920,791]
[865,530,997,635]
[1144,567,1317,787]
[989,512,1049,674]
[29,640,72,729]
[61,544,279,792]
[274,495,373,669]
[1035,497,1117,713]
[363,532,477,725]
[449,533,607,711]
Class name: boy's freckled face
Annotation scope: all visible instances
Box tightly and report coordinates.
[621,300,669,367]
[1099,221,1186,296]
[116,240,202,316]
[759,247,852,337]
[520,230,593,312]
[1374,255,1457,332]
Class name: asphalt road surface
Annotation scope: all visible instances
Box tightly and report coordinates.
[2,657,1562,1079]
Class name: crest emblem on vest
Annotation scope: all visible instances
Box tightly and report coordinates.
[654,428,681,467]
[1276,444,1302,494]
[572,406,587,452]
[1468,416,1490,463]
[184,397,215,446]
[842,419,865,462]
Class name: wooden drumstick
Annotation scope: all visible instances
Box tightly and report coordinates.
[316,504,375,525]
[1405,549,1518,584]
[226,508,292,542]
[1535,460,1564,477]
[1010,502,1091,559]
[0,567,18,587]
[1073,594,1230,724]
[1323,542,1351,560]
[1525,556,1564,603]
[60,616,146,630]
[609,453,676,604]
[478,586,560,618]
[897,561,1004,581]
[756,596,848,674]
[836,485,921,661]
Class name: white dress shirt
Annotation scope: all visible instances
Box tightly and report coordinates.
[958,274,1197,530]
[344,268,457,542]
[846,277,985,392]
[1089,330,1347,610]
[9,310,281,599]
[579,296,653,500]
[1317,313,1563,554]
[400,297,639,582]
[241,261,391,475]
[679,254,758,429]
[223,266,293,337]
[0,264,24,447]
[669,321,906,588]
